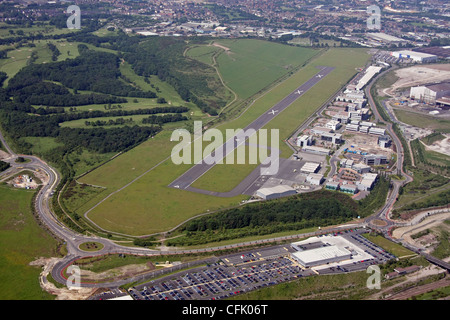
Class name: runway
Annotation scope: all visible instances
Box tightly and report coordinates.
[168,66,335,194]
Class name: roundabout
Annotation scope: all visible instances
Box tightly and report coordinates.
[78,242,105,252]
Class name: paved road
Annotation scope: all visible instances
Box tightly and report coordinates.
[363,66,413,233]
[168,66,335,193]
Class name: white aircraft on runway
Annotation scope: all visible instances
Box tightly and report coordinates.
[316,74,323,78]
[268,109,278,115]
[296,90,303,95]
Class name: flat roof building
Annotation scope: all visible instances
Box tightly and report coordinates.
[325,120,341,131]
[363,154,387,166]
[325,181,340,191]
[356,66,383,90]
[357,173,378,191]
[345,124,359,132]
[320,132,342,145]
[369,127,386,136]
[256,185,297,200]
[306,173,324,185]
[301,162,321,174]
[296,135,312,148]
[340,184,358,194]
[302,146,331,156]
[291,245,352,268]
[391,50,438,63]
[378,135,391,148]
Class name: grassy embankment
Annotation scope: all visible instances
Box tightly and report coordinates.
[0,185,59,299]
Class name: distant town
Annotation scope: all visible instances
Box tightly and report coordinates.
[2,0,449,48]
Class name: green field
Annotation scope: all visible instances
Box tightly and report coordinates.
[75,46,370,236]
[394,109,450,133]
[0,186,58,299]
[212,39,318,100]
[186,45,222,66]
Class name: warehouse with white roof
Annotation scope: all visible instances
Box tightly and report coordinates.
[291,246,352,268]
[255,185,297,200]
[391,50,437,63]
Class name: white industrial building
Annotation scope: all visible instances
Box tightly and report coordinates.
[378,135,391,148]
[306,173,324,185]
[367,33,406,45]
[291,235,376,269]
[356,66,383,90]
[345,124,359,132]
[340,159,371,174]
[291,245,352,268]
[255,185,297,200]
[302,145,331,156]
[410,82,450,105]
[320,132,342,145]
[369,127,386,136]
[332,112,350,124]
[359,126,369,133]
[391,50,437,63]
[325,120,341,131]
[296,135,312,148]
[301,162,321,174]
[357,173,378,191]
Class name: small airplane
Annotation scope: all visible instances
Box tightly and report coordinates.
[295,90,303,95]
[268,109,278,115]
[316,74,323,78]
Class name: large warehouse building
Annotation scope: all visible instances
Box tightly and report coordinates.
[391,50,437,63]
[255,185,297,200]
[291,245,352,268]
[290,234,375,269]
[410,82,450,105]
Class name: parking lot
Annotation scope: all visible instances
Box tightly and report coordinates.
[127,229,397,301]
[130,256,315,301]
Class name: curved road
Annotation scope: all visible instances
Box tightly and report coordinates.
[363,66,413,232]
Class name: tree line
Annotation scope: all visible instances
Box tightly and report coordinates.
[165,191,360,246]
[6,46,158,107]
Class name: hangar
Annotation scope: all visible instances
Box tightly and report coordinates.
[255,185,297,200]
[391,50,437,63]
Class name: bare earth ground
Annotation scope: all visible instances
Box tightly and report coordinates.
[0,150,11,160]
[384,64,450,96]
[31,257,97,300]
[392,211,450,253]
[422,134,450,157]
